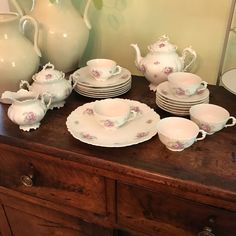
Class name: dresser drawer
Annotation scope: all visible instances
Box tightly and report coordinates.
[0,144,107,216]
[117,183,236,236]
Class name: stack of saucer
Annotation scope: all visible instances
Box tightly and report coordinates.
[156,81,210,116]
[71,66,132,98]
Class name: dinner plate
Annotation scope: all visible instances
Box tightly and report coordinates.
[66,99,160,147]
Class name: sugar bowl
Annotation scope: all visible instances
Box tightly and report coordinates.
[20,62,75,109]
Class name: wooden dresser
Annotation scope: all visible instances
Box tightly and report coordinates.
[0,76,235,236]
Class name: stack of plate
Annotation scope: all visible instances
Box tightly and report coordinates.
[156,81,210,116]
[71,66,132,98]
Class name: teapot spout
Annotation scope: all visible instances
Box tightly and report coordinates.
[130,44,143,69]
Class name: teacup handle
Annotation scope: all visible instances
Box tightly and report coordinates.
[112,66,122,76]
[197,81,208,93]
[195,130,207,142]
[225,116,236,127]
[127,110,137,122]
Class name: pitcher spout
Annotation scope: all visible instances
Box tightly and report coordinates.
[130,43,143,69]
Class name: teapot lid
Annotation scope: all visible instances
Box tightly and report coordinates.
[33,63,64,83]
[148,35,177,53]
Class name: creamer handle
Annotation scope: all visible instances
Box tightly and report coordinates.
[19,15,41,57]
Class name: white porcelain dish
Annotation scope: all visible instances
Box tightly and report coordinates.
[66,99,160,147]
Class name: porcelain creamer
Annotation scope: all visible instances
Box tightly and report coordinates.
[1,89,50,131]
[11,0,92,73]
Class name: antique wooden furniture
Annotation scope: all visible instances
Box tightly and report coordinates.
[0,76,236,236]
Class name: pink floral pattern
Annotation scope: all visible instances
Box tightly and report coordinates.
[23,112,37,123]
[161,90,168,96]
[159,43,165,48]
[163,67,173,75]
[168,141,185,150]
[199,123,212,133]
[102,120,115,128]
[130,106,142,114]
[174,87,186,96]
[154,61,160,65]
[45,74,53,80]
[139,64,146,73]
[91,69,101,78]
[83,108,94,115]
[136,131,149,139]
[80,132,97,140]
[121,74,129,79]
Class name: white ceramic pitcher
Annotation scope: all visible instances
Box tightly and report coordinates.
[0,12,41,103]
[11,0,92,73]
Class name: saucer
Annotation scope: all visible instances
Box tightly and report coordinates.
[72,66,131,88]
[156,81,210,103]
[66,99,160,147]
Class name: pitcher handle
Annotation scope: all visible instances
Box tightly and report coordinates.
[19,15,41,57]
[10,0,24,16]
[182,46,197,72]
[83,0,92,30]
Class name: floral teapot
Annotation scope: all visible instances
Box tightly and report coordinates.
[20,63,75,109]
[131,35,197,91]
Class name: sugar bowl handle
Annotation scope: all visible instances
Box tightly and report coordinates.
[21,164,35,187]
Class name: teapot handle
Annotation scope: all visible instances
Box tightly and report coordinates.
[182,46,197,72]
[19,15,41,57]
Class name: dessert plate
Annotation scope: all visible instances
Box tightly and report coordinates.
[74,85,131,98]
[66,99,160,147]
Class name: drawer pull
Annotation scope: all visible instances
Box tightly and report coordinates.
[21,164,35,187]
[198,227,215,236]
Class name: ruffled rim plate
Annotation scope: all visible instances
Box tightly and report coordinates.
[66,99,160,147]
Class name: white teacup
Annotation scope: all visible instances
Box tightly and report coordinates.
[156,117,207,151]
[87,59,122,81]
[168,72,208,98]
[190,104,236,134]
[93,98,137,129]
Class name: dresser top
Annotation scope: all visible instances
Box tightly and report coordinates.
[0,76,236,202]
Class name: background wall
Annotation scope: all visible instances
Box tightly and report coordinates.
[4,0,236,85]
